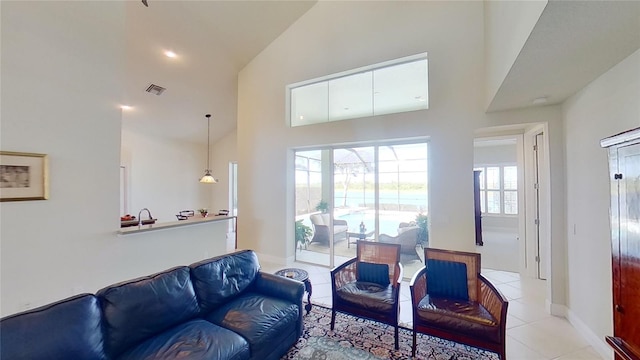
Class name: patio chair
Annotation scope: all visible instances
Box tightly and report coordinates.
[409,248,508,359]
[330,240,402,349]
[309,213,348,246]
[378,225,421,261]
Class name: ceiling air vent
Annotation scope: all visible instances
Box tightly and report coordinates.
[145,84,166,96]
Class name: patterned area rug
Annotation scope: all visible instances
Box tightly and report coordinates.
[282,305,499,360]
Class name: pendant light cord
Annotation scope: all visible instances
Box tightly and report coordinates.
[206,114,211,171]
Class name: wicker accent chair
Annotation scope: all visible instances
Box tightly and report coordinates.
[409,248,508,359]
[309,214,348,246]
[330,241,403,349]
[378,226,420,260]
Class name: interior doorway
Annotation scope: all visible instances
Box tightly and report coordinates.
[473,137,523,273]
[474,124,551,284]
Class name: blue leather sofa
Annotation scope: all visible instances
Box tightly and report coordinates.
[0,250,304,360]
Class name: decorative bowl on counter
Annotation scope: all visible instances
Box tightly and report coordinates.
[120,219,157,228]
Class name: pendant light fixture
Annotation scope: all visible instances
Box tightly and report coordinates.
[199,114,218,183]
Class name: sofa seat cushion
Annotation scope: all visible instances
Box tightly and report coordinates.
[117,319,249,360]
[416,295,499,342]
[0,294,107,360]
[336,282,396,312]
[203,293,299,355]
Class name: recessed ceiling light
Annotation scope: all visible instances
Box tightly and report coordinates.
[120,105,133,110]
[299,115,304,120]
[164,50,177,58]
[532,96,548,105]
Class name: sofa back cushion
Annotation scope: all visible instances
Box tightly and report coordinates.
[96,266,200,357]
[357,262,390,286]
[426,259,469,300]
[190,250,260,314]
[0,294,107,360]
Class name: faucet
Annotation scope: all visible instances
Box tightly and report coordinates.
[138,208,153,226]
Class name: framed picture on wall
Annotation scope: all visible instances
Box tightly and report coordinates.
[0,151,49,201]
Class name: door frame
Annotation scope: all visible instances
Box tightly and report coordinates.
[524,125,551,281]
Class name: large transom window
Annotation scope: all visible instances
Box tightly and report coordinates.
[288,53,428,127]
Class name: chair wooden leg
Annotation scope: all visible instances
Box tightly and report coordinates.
[412,330,417,357]
[330,309,336,330]
[394,325,399,350]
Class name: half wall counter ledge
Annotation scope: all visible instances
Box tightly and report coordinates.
[118,215,238,249]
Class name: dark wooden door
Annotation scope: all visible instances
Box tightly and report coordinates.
[474,170,483,246]
[613,143,640,356]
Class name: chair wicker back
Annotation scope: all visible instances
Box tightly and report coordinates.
[424,248,480,302]
[331,240,403,350]
[357,240,402,284]
[410,247,508,359]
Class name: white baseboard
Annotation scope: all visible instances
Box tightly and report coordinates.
[566,309,613,360]
[548,300,568,317]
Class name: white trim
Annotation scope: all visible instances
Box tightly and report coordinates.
[547,300,567,317]
[287,52,428,89]
[567,309,613,360]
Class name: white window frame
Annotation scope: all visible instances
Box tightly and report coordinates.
[286,53,428,127]
[474,164,518,216]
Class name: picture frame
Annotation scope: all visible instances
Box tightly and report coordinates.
[0,151,49,201]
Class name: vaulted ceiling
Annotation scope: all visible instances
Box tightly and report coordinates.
[122,0,640,144]
[122,0,316,144]
[488,0,640,112]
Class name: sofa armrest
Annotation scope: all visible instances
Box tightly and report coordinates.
[479,274,508,327]
[255,272,305,305]
[255,272,305,338]
[334,219,348,226]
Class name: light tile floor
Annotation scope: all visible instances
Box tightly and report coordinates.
[260,261,604,360]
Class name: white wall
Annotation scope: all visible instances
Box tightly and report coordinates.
[0,2,229,316]
[484,0,547,109]
[121,129,210,222]
[210,129,238,213]
[238,1,486,262]
[474,144,517,164]
[563,48,640,356]
[236,0,567,303]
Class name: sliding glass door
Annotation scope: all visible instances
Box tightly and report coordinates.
[294,142,428,278]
